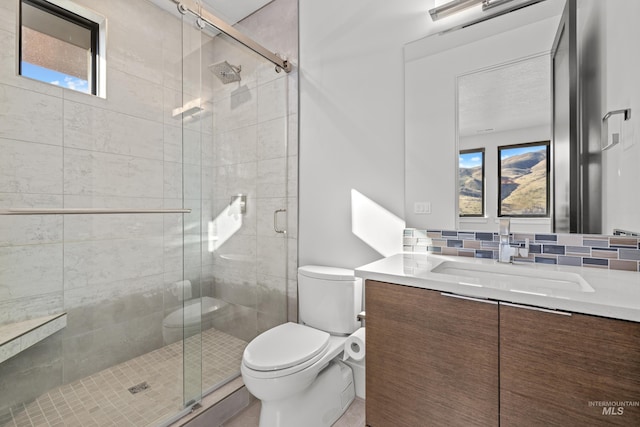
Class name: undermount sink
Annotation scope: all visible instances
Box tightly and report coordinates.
[431,261,595,294]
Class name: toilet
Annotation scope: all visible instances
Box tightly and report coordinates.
[241,265,363,427]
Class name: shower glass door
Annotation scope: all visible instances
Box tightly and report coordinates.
[180,0,292,399]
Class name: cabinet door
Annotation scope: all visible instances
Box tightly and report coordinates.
[500,303,640,426]
[365,280,499,427]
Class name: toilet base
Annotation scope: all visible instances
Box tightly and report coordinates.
[343,358,365,399]
[258,360,355,427]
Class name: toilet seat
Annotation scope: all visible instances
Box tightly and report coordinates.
[242,323,330,379]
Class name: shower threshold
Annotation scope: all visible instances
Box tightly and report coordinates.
[2,328,247,427]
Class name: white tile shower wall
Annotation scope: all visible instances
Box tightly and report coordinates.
[0,86,63,144]
[0,207,62,247]
[63,100,165,160]
[0,0,214,416]
[0,138,63,194]
[0,244,63,300]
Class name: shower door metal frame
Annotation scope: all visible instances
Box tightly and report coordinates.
[0,208,191,215]
[172,0,292,73]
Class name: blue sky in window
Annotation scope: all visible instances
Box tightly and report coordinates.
[500,145,545,160]
[21,62,89,93]
[459,151,483,169]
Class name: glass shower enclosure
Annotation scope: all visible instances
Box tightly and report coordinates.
[0,0,292,425]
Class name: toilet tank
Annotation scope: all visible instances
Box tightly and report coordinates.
[298,265,363,335]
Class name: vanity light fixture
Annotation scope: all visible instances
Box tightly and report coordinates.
[430,0,548,25]
[429,0,483,21]
[482,0,548,15]
[481,0,515,11]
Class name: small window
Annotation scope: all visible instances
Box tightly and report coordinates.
[459,148,485,217]
[20,0,99,95]
[498,141,550,217]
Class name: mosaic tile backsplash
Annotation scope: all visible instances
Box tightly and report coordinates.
[403,229,640,273]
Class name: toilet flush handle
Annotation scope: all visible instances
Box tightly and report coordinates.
[274,209,287,234]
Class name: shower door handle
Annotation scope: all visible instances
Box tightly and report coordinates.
[274,209,287,234]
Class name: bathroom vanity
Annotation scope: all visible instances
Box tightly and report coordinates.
[356,254,640,426]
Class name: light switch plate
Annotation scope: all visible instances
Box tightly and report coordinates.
[414,202,431,214]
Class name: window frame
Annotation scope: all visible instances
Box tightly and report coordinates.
[458,147,486,218]
[19,0,100,95]
[497,140,551,218]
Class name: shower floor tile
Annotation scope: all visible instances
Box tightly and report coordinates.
[3,328,247,427]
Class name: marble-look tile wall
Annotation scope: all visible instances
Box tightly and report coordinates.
[0,0,214,416]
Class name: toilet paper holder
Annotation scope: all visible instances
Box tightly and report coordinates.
[343,327,366,362]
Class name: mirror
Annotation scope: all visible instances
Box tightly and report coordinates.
[404,0,640,235]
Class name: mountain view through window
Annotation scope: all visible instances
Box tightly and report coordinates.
[498,142,550,216]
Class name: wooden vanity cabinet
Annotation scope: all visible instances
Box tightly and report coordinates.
[500,303,640,426]
[365,279,640,426]
[365,280,499,427]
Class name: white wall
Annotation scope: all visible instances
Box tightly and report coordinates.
[599,0,640,234]
[298,0,427,268]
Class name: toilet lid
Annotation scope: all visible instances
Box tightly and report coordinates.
[243,322,330,371]
[298,265,355,281]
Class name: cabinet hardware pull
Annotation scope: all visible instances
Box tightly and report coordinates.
[500,302,572,316]
[440,292,498,305]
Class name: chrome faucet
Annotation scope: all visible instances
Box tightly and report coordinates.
[498,218,517,263]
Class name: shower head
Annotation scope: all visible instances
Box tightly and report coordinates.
[209,61,242,84]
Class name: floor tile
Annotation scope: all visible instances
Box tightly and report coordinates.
[4,328,247,427]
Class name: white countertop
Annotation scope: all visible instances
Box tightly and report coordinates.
[355,253,640,322]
